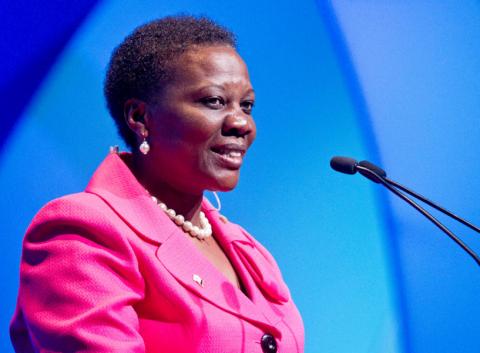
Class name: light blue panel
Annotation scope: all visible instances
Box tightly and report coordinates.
[332,1,480,352]
[1,1,399,351]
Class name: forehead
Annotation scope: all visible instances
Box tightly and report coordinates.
[170,45,251,86]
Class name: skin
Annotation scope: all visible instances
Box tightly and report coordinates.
[125,45,256,290]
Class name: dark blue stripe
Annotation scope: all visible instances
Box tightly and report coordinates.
[0,0,101,152]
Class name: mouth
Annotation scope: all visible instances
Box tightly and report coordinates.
[210,143,247,169]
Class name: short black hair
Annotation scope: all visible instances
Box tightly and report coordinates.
[104,15,237,149]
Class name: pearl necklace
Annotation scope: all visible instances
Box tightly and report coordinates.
[151,196,212,240]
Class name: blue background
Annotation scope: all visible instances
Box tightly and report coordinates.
[2,1,480,352]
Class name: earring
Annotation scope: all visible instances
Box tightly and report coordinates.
[212,191,222,212]
[139,137,150,155]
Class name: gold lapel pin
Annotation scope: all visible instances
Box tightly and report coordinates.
[192,274,204,287]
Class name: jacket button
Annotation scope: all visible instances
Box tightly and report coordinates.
[261,333,277,353]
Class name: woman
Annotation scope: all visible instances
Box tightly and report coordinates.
[10,16,304,353]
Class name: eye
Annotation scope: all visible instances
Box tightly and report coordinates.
[241,100,255,114]
[201,96,225,109]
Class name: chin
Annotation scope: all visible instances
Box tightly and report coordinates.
[213,180,238,192]
[209,172,240,192]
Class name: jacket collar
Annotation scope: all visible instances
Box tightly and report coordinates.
[85,152,251,245]
[85,152,178,244]
[85,152,285,334]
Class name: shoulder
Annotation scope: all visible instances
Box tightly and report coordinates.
[14,192,145,352]
[25,191,132,249]
[30,192,113,223]
[20,192,144,292]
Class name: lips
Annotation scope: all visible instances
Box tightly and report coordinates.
[210,143,246,169]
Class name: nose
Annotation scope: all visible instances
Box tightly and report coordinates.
[222,111,254,138]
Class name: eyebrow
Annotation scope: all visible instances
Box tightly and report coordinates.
[196,84,255,96]
[245,88,255,95]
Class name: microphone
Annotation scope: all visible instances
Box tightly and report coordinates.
[329,156,357,175]
[330,156,480,266]
[330,157,386,183]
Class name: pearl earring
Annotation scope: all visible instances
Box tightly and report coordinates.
[139,137,150,155]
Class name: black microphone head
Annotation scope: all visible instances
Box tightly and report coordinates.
[330,156,358,175]
[358,160,387,178]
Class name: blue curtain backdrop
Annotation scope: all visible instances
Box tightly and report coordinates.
[1,1,479,352]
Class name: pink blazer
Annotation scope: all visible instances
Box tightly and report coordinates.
[10,152,304,352]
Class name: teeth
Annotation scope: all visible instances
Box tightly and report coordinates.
[217,150,242,158]
[212,147,244,160]
[228,151,241,158]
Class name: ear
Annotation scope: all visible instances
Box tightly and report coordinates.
[124,98,149,141]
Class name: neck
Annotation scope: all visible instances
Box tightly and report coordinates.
[129,152,204,223]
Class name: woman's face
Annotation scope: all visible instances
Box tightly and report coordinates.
[144,45,256,195]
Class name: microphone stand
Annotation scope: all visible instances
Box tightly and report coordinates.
[383,176,480,233]
[356,165,480,266]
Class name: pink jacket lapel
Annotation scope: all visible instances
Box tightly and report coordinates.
[203,201,290,324]
[84,153,284,335]
[85,152,177,244]
[155,231,282,336]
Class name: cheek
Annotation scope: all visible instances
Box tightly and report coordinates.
[162,110,219,145]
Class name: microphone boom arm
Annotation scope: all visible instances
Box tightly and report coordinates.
[356,165,480,266]
[383,176,480,234]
